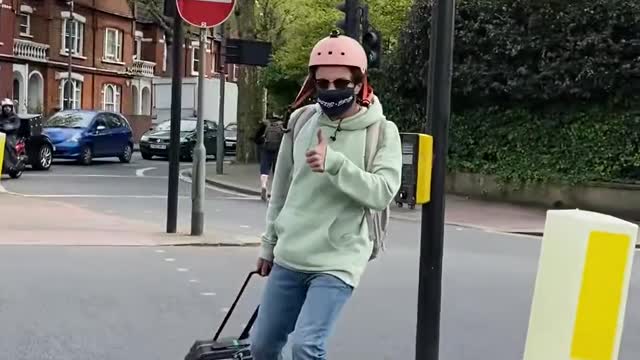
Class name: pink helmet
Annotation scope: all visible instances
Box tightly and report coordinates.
[309,32,368,74]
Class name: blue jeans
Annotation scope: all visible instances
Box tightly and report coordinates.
[250,264,353,360]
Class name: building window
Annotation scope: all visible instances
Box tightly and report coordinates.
[162,35,167,71]
[102,84,121,112]
[233,65,240,81]
[19,13,31,36]
[192,46,200,75]
[104,28,123,62]
[212,42,218,74]
[134,38,141,60]
[133,31,143,60]
[63,19,84,56]
[61,79,82,110]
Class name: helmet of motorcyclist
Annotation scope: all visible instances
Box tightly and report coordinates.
[1,98,14,116]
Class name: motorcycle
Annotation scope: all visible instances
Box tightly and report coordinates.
[6,137,26,179]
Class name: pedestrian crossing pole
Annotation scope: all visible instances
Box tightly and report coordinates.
[166,0,184,234]
[415,0,456,359]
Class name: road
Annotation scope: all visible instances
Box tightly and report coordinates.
[1,154,639,360]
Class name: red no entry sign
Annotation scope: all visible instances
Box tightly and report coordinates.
[176,0,236,28]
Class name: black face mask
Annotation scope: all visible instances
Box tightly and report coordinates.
[316,88,356,119]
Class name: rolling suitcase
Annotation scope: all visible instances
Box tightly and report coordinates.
[185,271,259,360]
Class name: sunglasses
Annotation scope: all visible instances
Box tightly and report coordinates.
[315,78,353,90]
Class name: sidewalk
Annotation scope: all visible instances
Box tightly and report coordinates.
[205,163,548,235]
[0,193,258,246]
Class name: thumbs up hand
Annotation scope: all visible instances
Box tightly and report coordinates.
[306,129,328,173]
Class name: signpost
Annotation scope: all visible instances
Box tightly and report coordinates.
[175,0,236,236]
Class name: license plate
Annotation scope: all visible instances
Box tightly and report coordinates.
[150,144,166,149]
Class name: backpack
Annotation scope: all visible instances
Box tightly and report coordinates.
[263,122,284,152]
[287,105,390,261]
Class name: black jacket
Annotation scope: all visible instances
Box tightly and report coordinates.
[0,113,20,135]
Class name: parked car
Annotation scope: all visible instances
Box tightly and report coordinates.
[16,113,54,170]
[43,110,134,165]
[139,118,219,160]
[224,122,237,155]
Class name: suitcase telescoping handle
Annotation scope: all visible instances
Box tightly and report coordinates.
[213,271,260,341]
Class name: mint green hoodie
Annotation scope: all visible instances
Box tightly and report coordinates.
[260,97,402,287]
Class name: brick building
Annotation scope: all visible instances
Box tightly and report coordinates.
[0,0,155,121]
[0,0,239,139]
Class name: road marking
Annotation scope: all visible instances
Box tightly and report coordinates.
[240,225,250,229]
[179,169,253,198]
[189,279,200,283]
[136,167,157,177]
[164,258,176,262]
[155,249,166,253]
[221,307,230,313]
[177,268,189,272]
[201,292,217,296]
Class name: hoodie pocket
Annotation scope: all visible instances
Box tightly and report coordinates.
[327,207,366,251]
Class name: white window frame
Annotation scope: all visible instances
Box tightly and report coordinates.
[60,79,83,110]
[61,15,85,57]
[102,84,121,112]
[191,43,200,76]
[133,30,143,60]
[162,34,167,72]
[104,28,123,63]
[19,5,32,37]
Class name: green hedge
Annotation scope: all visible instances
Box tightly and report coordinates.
[449,107,640,184]
[377,0,640,183]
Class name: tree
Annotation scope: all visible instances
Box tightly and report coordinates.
[230,0,265,163]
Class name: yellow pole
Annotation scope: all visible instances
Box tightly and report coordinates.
[0,132,5,179]
[524,209,638,360]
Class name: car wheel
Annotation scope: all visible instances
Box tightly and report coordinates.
[32,143,53,170]
[119,143,133,163]
[141,151,153,160]
[78,146,92,166]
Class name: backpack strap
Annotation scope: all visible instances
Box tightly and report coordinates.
[365,118,386,172]
[290,105,317,142]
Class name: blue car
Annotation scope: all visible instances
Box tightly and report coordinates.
[44,110,134,165]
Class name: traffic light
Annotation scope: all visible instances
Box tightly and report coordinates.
[363,28,382,68]
[360,4,382,69]
[336,0,360,39]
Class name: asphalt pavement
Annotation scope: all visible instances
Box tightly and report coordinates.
[1,154,639,359]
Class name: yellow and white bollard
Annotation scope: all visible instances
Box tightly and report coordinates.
[0,132,5,178]
[524,209,638,360]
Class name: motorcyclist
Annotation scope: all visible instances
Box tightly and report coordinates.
[0,98,21,173]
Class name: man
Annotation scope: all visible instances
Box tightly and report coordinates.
[258,117,285,201]
[250,32,403,360]
[0,98,21,173]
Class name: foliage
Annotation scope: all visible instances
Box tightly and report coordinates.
[377,0,640,183]
[449,107,640,184]
[381,0,640,113]
[261,0,413,113]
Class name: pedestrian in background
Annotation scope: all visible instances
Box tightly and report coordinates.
[257,116,285,201]
[250,31,403,360]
